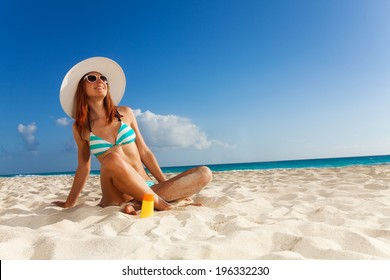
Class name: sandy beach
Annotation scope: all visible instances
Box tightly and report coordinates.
[1,165,390,260]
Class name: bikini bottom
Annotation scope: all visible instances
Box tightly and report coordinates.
[145,180,155,188]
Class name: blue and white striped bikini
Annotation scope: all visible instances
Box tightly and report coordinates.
[89,121,136,157]
[89,111,154,188]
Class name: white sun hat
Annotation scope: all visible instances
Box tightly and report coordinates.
[59,57,126,119]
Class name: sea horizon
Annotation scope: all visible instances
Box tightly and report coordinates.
[2,154,390,178]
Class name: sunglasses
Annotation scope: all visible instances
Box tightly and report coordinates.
[83,74,108,84]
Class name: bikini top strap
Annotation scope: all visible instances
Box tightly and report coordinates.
[88,118,92,132]
[115,108,122,122]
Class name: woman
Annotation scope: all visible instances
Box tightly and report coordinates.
[53,57,212,215]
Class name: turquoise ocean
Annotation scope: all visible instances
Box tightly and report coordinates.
[2,154,390,178]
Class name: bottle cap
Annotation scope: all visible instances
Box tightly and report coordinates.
[143,194,154,202]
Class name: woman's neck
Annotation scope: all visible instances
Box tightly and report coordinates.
[88,99,106,122]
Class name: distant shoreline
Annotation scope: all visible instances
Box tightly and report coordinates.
[2,154,390,178]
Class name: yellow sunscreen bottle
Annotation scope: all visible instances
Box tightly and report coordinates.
[140,194,154,218]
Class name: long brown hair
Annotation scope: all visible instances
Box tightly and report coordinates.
[74,76,117,140]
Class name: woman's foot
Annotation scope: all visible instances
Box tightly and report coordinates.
[121,197,199,215]
[174,197,203,208]
[121,201,141,215]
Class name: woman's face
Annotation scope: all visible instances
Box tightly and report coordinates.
[83,72,108,99]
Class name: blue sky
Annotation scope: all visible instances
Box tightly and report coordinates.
[1,0,390,175]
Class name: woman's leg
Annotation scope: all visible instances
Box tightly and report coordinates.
[151,166,213,202]
[121,167,212,214]
[99,153,172,211]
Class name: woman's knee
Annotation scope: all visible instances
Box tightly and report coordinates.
[196,166,213,186]
[100,153,126,172]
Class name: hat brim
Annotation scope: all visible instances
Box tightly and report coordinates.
[60,57,126,119]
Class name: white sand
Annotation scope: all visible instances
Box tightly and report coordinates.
[1,165,390,260]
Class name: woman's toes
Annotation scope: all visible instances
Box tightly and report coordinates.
[123,204,137,215]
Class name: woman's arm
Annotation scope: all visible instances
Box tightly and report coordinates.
[140,148,167,183]
[124,107,167,183]
[53,124,91,208]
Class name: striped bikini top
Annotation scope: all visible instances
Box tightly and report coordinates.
[89,114,136,157]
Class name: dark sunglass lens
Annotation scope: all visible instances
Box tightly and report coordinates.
[87,75,97,82]
[100,75,108,83]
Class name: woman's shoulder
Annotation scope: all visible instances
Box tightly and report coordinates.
[72,123,90,143]
[117,106,136,122]
[117,106,133,115]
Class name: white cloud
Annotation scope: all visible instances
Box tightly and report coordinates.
[56,117,72,126]
[17,122,39,153]
[134,109,227,151]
